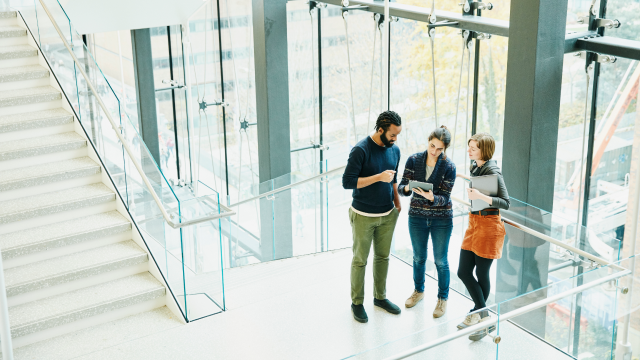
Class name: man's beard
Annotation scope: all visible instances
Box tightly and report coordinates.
[380,130,394,147]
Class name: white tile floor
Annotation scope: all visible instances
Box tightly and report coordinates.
[10,249,572,359]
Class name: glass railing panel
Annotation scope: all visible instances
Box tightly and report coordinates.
[325,159,352,251]
[343,305,500,359]
[496,255,635,359]
[224,160,352,267]
[178,183,226,319]
[15,0,234,321]
[345,255,634,360]
[503,198,622,264]
[225,178,272,268]
[391,194,622,317]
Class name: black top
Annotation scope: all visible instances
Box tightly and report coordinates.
[342,137,401,214]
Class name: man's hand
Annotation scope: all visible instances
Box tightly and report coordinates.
[378,170,396,183]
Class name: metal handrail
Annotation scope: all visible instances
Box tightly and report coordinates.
[37,0,235,229]
[229,165,347,208]
[450,195,625,271]
[383,268,631,360]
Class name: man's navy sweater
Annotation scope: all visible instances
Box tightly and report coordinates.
[342,136,401,214]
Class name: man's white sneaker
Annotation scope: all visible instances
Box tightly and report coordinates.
[457,312,480,329]
[405,290,424,308]
[433,298,447,318]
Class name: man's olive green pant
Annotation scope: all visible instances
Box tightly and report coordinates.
[349,207,399,305]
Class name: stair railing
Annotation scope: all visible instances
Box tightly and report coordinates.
[0,249,13,360]
[381,265,631,360]
[228,165,347,207]
[450,195,625,271]
[36,0,235,229]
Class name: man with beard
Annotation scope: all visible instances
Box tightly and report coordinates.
[342,110,403,323]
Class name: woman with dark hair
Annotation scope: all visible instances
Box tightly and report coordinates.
[456,132,510,341]
[398,125,456,318]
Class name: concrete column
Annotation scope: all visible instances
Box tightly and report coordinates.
[252,0,292,260]
[131,28,160,165]
[497,0,569,337]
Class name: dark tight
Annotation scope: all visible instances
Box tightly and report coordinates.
[457,249,494,311]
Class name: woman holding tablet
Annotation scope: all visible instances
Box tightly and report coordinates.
[398,125,456,318]
[456,132,510,341]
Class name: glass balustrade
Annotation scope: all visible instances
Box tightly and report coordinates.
[14,0,232,321]
[392,179,622,315]
[345,254,636,360]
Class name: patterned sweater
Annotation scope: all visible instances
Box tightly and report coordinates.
[398,151,457,219]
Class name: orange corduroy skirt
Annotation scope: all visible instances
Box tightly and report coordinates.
[461,213,507,260]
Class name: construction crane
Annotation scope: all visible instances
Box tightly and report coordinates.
[568,62,640,197]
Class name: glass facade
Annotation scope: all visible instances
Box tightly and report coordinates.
[9,0,640,357]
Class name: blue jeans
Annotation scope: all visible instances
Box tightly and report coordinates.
[408,217,453,300]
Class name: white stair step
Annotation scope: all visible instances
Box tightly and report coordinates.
[4,240,147,297]
[10,307,184,360]
[0,211,131,261]
[0,11,16,20]
[0,26,26,39]
[0,157,99,192]
[0,85,60,109]
[0,131,85,161]
[0,183,114,225]
[0,44,37,61]
[0,108,72,133]
[0,64,48,83]
[8,272,165,338]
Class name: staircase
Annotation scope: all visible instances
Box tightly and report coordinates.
[0,11,171,349]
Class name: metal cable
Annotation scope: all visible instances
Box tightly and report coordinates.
[464,42,471,164]
[429,29,438,126]
[451,35,467,166]
[343,13,358,143]
[310,12,318,143]
[202,1,209,98]
[367,18,377,131]
[575,65,593,235]
[223,0,242,127]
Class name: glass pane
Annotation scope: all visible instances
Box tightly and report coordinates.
[588,57,639,244]
[497,255,636,359]
[603,0,640,42]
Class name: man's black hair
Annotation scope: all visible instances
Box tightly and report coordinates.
[374,110,402,132]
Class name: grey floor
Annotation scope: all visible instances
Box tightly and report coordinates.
[11,249,572,359]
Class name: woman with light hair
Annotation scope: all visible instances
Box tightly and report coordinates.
[456,132,510,341]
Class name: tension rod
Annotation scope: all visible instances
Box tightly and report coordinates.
[199,99,228,111]
[428,20,459,29]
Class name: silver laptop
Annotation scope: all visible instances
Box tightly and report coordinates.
[469,174,499,212]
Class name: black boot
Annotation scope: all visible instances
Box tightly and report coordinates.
[351,303,368,323]
[374,298,401,315]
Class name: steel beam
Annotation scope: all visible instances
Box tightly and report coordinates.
[320,0,509,37]
[576,36,640,61]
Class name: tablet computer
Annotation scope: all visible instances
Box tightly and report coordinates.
[469,174,499,211]
[408,180,433,192]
